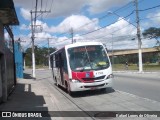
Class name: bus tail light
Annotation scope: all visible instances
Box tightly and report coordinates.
[106,74,114,79]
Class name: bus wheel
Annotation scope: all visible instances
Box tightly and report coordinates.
[55,77,58,86]
[66,82,72,95]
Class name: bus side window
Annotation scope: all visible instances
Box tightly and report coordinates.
[50,56,53,68]
[53,55,56,68]
[55,54,60,68]
[62,50,67,73]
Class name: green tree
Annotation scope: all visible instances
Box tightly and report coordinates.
[142,27,160,47]
[25,46,56,67]
[25,48,32,66]
[142,27,160,64]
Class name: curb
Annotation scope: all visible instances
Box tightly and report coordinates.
[113,71,159,74]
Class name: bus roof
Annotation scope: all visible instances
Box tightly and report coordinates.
[50,42,104,56]
[65,42,103,49]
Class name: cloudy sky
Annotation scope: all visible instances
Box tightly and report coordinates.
[10,0,160,50]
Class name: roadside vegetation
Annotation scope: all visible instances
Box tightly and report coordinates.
[113,63,160,71]
[25,46,56,67]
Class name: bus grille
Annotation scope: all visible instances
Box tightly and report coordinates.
[82,75,105,81]
[84,83,105,88]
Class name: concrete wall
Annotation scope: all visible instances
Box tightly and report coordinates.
[0,21,15,103]
[0,55,2,102]
[0,21,4,102]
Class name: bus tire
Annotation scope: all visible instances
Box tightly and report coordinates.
[66,81,73,95]
[54,77,58,86]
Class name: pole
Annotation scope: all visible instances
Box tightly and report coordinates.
[71,28,73,43]
[48,38,51,69]
[111,34,114,68]
[30,10,36,78]
[24,58,26,70]
[30,0,50,77]
[135,0,143,72]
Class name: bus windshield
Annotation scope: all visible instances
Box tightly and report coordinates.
[68,45,110,72]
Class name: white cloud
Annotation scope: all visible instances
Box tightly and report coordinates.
[87,0,131,14]
[147,10,160,24]
[47,18,138,49]
[81,18,136,43]
[15,14,157,50]
[49,36,71,49]
[46,15,99,33]
[20,24,29,30]
[14,0,131,18]
[20,8,30,20]
[142,10,160,29]
[14,32,53,49]
[26,15,98,34]
[4,32,9,40]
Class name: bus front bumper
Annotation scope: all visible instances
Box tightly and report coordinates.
[69,78,113,92]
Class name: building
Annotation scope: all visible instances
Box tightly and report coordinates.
[0,0,19,102]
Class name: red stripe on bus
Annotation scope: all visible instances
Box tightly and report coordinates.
[72,71,94,83]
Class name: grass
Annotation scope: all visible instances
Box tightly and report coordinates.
[26,63,160,71]
[112,63,160,71]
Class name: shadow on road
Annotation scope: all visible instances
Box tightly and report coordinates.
[23,73,34,79]
[72,87,115,98]
[36,77,52,81]
[0,83,51,120]
[56,84,115,98]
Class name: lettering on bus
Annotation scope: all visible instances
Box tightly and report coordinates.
[73,47,96,52]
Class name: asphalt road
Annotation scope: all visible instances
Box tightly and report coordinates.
[11,69,159,120]
[113,72,160,102]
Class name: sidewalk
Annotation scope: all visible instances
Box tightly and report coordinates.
[0,78,52,120]
[1,69,160,120]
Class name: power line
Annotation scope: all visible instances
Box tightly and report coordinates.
[139,4,160,11]
[71,4,160,39]
[47,17,136,46]
[29,1,160,49]
[41,12,136,46]
[139,15,160,21]
[79,10,135,37]
[114,1,134,13]
[74,2,135,33]
[52,1,135,38]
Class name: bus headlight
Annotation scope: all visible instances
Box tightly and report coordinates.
[70,79,81,83]
[106,74,114,79]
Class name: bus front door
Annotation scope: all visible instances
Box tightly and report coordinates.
[59,53,64,86]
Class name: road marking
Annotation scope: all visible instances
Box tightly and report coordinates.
[116,90,160,104]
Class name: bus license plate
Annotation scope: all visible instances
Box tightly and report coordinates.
[91,87,96,90]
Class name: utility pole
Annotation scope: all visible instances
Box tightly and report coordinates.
[70,28,74,43]
[47,38,51,69]
[30,10,36,78]
[30,0,51,78]
[24,58,26,70]
[135,0,143,72]
[111,34,114,69]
